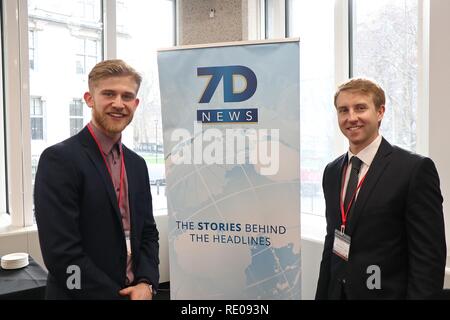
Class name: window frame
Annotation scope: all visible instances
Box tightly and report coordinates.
[0,1,8,216]
[2,0,33,226]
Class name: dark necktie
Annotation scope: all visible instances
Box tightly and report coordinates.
[344,156,363,215]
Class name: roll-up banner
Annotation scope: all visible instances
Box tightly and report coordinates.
[157,39,301,299]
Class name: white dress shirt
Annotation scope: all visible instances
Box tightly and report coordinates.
[342,134,382,201]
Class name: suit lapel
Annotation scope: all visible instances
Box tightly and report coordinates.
[79,127,123,224]
[346,138,393,235]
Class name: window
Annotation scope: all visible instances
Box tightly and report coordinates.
[116,0,127,33]
[265,0,276,38]
[28,0,102,145]
[283,0,423,240]
[264,0,285,38]
[287,0,338,227]
[117,0,176,215]
[76,0,98,21]
[29,30,36,70]
[28,0,103,223]
[76,38,100,75]
[22,0,176,225]
[30,97,44,140]
[351,0,419,151]
[70,98,84,136]
[1,0,181,227]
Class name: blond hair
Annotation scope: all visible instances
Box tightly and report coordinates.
[88,59,142,92]
[334,78,385,109]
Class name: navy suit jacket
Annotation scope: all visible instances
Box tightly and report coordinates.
[35,127,159,299]
[316,138,446,299]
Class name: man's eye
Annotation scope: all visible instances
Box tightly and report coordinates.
[122,95,134,101]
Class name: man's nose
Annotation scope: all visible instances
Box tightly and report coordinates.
[348,109,358,122]
[112,95,125,107]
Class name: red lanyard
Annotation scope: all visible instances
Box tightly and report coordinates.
[339,163,367,233]
[87,123,125,208]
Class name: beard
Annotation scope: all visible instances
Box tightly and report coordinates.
[92,107,134,136]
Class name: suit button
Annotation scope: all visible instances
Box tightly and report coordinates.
[342,279,346,284]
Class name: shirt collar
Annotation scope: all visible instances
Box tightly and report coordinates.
[89,121,122,155]
[347,134,382,167]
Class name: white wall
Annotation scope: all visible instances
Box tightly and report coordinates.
[0,214,170,283]
[301,237,323,299]
[0,228,43,267]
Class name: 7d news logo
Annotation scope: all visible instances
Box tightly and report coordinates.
[197,65,258,123]
[198,65,257,103]
[167,64,280,175]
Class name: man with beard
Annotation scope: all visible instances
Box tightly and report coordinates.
[34,60,159,300]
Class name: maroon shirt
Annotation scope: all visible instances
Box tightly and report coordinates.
[90,122,134,285]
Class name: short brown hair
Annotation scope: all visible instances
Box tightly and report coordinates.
[334,78,385,109]
[88,59,142,92]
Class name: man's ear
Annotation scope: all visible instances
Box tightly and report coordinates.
[378,104,385,121]
[83,91,93,108]
[134,98,140,108]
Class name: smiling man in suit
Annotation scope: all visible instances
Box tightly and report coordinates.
[35,59,159,299]
[315,78,446,300]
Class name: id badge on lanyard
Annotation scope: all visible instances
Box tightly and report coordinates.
[333,163,367,261]
[333,229,351,261]
[125,231,132,257]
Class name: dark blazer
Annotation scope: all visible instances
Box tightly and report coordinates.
[34,126,159,299]
[316,138,446,299]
